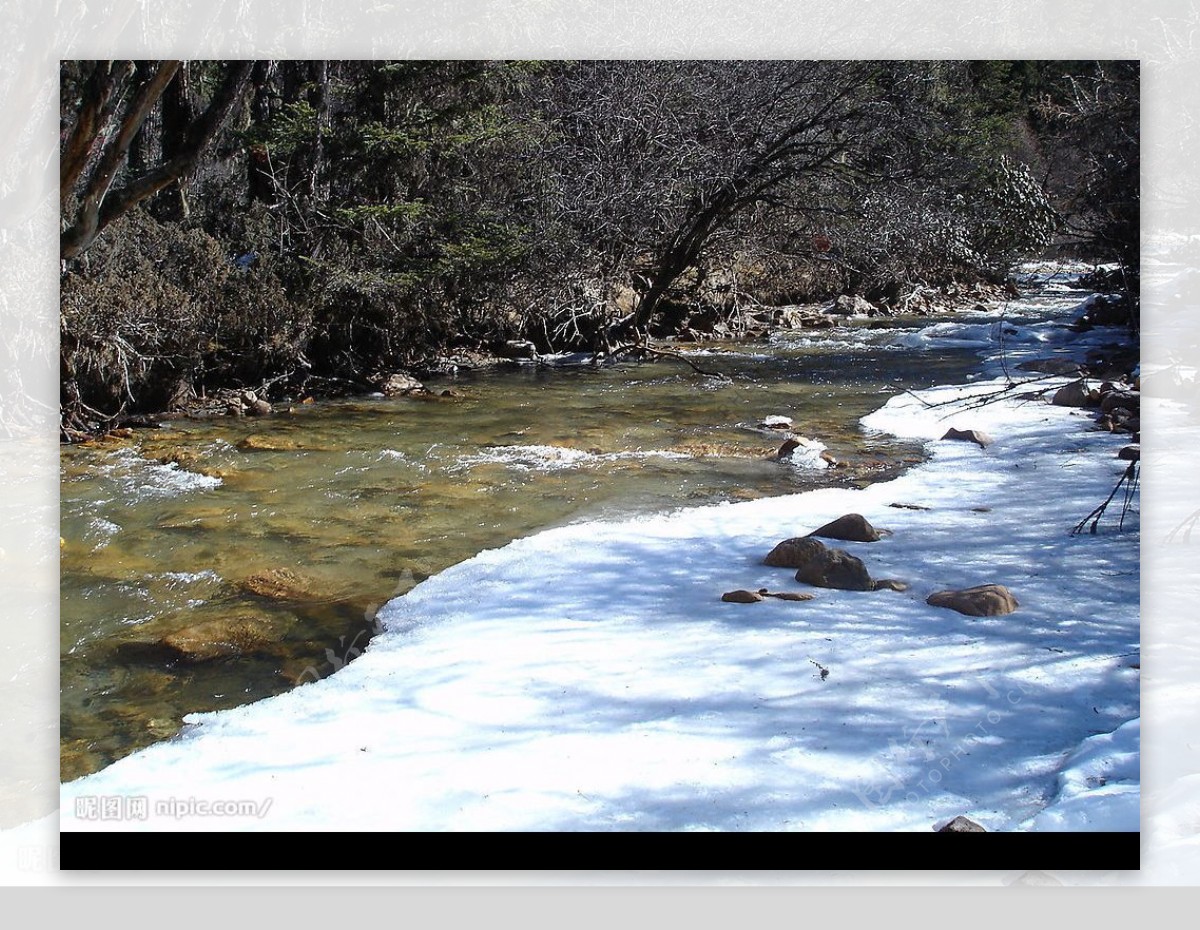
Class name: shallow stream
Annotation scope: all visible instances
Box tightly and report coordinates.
[60,290,1087,780]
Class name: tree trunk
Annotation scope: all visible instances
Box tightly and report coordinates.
[157,62,195,221]
[247,60,278,204]
[61,60,253,261]
[61,60,182,260]
[60,61,133,209]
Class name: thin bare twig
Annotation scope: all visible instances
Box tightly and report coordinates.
[609,342,732,381]
[1071,460,1139,536]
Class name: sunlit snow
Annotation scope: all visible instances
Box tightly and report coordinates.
[59,289,1140,833]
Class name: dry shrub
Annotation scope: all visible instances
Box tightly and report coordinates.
[61,210,301,424]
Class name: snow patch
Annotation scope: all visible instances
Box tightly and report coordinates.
[59,288,1139,834]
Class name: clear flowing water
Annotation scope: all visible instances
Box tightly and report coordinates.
[59,314,1022,780]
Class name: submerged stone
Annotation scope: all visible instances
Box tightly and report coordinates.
[240,567,318,601]
[159,610,295,662]
[237,434,303,452]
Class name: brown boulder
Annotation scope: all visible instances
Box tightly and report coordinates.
[380,372,426,396]
[159,610,294,662]
[926,584,1018,617]
[240,567,317,601]
[809,513,890,542]
[722,589,764,603]
[758,589,815,602]
[1051,380,1094,408]
[1100,390,1140,415]
[237,434,303,452]
[795,547,874,591]
[764,537,828,568]
[872,579,910,592]
[940,427,993,449]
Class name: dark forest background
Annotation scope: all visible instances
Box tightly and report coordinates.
[59,60,1138,433]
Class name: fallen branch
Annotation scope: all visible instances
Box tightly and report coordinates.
[1071,460,1139,536]
[608,341,732,381]
[908,371,1070,418]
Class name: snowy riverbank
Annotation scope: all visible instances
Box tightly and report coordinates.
[59,291,1140,832]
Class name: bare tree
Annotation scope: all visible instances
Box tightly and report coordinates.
[60,60,254,261]
[529,61,913,337]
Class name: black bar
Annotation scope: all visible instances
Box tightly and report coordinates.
[59,830,1140,872]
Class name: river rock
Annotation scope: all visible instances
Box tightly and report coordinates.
[758,589,815,602]
[940,427,993,448]
[926,584,1019,617]
[1118,445,1140,461]
[937,815,986,833]
[777,436,826,461]
[764,536,828,568]
[760,415,793,429]
[501,340,538,360]
[240,567,317,601]
[827,294,875,316]
[1080,293,1131,327]
[159,610,292,662]
[237,434,303,452]
[872,579,910,592]
[379,372,426,396]
[776,307,818,329]
[1100,390,1140,415]
[777,438,801,459]
[155,449,228,479]
[795,546,874,591]
[809,513,890,542]
[248,398,273,417]
[1051,379,1095,408]
[722,589,764,603]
